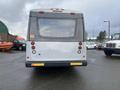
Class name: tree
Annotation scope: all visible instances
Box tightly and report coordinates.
[97,31,106,42]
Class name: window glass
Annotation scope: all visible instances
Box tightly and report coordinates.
[38,19,76,38]
[112,33,120,40]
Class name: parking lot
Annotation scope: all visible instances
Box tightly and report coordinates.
[0,50,120,90]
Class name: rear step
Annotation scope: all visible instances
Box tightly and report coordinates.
[26,60,87,67]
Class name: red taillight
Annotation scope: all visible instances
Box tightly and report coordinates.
[32,46,35,49]
[70,13,75,15]
[78,41,82,50]
[79,41,82,45]
[39,11,44,14]
[31,41,35,45]
[78,46,82,49]
[27,56,29,59]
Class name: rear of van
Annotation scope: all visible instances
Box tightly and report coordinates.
[26,9,87,67]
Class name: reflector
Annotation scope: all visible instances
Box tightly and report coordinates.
[70,13,75,15]
[70,62,82,66]
[78,46,82,49]
[31,63,44,67]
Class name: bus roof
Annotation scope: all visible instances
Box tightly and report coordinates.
[31,8,82,14]
[30,9,83,18]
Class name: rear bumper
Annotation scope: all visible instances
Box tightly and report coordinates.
[25,60,87,67]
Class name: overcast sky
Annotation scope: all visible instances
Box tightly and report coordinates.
[0,0,120,38]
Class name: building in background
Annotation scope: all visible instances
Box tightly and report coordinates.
[0,20,16,42]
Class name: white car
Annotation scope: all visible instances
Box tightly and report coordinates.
[96,43,105,50]
[86,42,96,49]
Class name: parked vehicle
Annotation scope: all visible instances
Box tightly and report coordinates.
[86,42,96,49]
[103,33,120,56]
[12,40,26,51]
[0,42,13,51]
[26,8,87,67]
[96,43,105,50]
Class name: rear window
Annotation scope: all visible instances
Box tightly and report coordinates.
[38,19,76,38]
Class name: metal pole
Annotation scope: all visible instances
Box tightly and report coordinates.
[108,21,110,40]
[104,20,110,40]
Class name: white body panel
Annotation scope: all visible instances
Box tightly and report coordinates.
[105,40,120,49]
[26,42,86,61]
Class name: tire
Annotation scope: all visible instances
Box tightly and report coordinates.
[104,50,112,56]
[86,47,88,50]
[94,46,96,49]
[19,46,23,51]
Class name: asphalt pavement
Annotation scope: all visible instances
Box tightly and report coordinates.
[0,50,120,90]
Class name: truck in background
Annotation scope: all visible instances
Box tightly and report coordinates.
[103,33,120,56]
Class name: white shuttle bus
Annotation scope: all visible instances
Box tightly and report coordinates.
[26,9,87,67]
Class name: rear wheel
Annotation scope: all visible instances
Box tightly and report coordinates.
[86,47,88,50]
[19,46,23,51]
[104,50,112,56]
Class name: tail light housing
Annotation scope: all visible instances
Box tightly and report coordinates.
[78,41,82,49]
[78,46,82,49]
[70,13,75,15]
[31,41,35,49]
[79,41,82,45]
[32,46,35,49]
[32,50,36,54]
[31,41,35,45]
